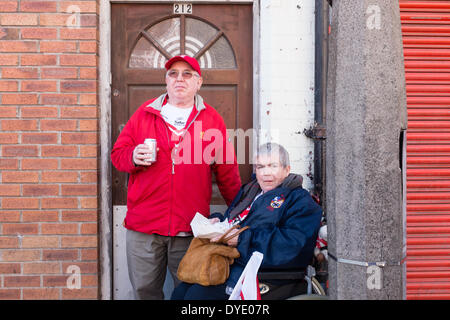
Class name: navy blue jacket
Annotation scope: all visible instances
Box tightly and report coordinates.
[211,179,323,288]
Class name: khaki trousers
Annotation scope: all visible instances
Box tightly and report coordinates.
[126,229,192,300]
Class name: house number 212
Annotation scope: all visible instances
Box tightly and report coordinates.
[174,3,193,14]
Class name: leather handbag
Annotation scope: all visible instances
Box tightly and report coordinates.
[177,225,250,286]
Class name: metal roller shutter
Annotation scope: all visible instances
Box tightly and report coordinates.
[400,0,450,300]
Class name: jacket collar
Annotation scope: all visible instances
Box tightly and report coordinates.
[145,93,206,112]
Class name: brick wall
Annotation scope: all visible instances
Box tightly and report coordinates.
[0,0,99,300]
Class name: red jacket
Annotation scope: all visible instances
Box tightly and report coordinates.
[111,94,242,236]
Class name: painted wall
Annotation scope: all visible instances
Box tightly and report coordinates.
[258,0,315,191]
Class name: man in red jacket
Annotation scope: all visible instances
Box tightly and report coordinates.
[111,55,242,299]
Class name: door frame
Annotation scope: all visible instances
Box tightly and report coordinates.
[99,0,260,299]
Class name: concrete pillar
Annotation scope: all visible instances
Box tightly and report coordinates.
[326,0,408,299]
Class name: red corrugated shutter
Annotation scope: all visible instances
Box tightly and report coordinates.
[400,0,450,300]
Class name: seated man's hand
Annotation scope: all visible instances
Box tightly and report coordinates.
[209,218,220,224]
[211,228,239,247]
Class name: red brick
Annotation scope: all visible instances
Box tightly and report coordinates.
[22,236,59,248]
[79,42,97,54]
[43,249,78,261]
[79,68,97,79]
[81,223,97,235]
[0,289,21,300]
[80,146,97,158]
[0,13,38,26]
[39,14,70,26]
[2,171,39,183]
[23,288,59,300]
[61,236,97,248]
[81,275,98,287]
[60,107,97,118]
[22,184,59,196]
[79,94,97,105]
[62,288,98,300]
[0,184,20,196]
[60,1,97,13]
[22,210,58,222]
[42,223,78,235]
[21,28,57,39]
[60,28,97,40]
[42,67,77,79]
[22,80,57,92]
[40,41,76,53]
[0,263,21,274]
[43,275,67,287]
[79,120,98,131]
[2,146,39,157]
[80,171,97,183]
[41,119,77,131]
[0,210,20,222]
[81,248,97,261]
[2,198,39,209]
[61,132,97,144]
[3,223,39,235]
[80,197,97,209]
[2,67,38,78]
[0,40,37,52]
[41,145,78,157]
[4,275,40,287]
[22,133,58,144]
[0,133,19,144]
[60,80,97,92]
[21,1,57,12]
[1,119,37,131]
[62,262,97,274]
[0,54,18,65]
[62,185,97,196]
[40,93,77,105]
[61,158,97,170]
[0,236,19,248]
[42,171,78,183]
[41,198,78,209]
[80,15,97,27]
[0,1,18,12]
[21,54,57,65]
[0,159,18,169]
[21,106,58,118]
[2,93,38,105]
[22,80,58,92]
[0,106,17,117]
[0,27,19,40]
[0,80,18,91]
[60,54,96,66]
[2,249,41,261]
[62,210,97,222]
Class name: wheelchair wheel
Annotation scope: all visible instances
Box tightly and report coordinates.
[311,277,326,296]
[286,277,327,300]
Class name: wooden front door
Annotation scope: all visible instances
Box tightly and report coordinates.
[111,3,253,207]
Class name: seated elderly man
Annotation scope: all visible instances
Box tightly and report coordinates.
[171,142,323,300]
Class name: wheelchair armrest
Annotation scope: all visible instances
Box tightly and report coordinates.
[257,269,306,280]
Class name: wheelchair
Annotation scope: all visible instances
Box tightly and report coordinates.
[257,192,329,300]
[257,256,328,300]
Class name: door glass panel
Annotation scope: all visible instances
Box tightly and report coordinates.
[129,37,160,68]
[205,36,236,69]
[147,17,181,53]
[185,17,217,49]
[129,16,236,69]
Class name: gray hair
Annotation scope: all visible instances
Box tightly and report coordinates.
[255,142,290,167]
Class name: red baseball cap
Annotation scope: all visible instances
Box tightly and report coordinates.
[165,55,202,76]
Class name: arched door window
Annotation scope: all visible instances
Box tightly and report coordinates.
[129,16,237,69]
